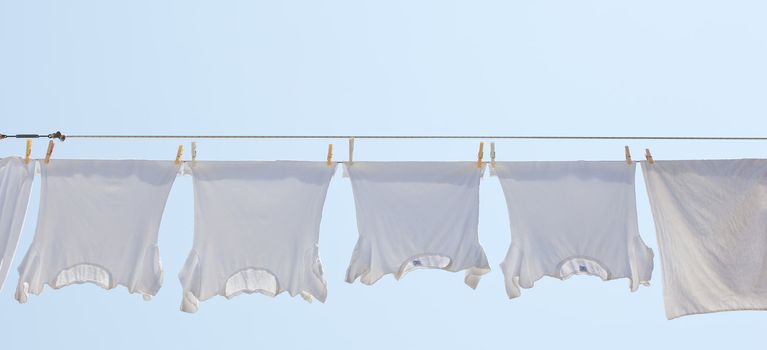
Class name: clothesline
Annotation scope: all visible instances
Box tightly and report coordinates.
[2,132,767,141]
[1,131,671,167]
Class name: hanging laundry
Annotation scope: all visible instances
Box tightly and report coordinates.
[179,161,335,313]
[0,157,35,291]
[643,159,767,319]
[15,160,179,303]
[494,161,654,298]
[344,162,490,288]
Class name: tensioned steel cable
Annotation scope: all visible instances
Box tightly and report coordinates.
[2,132,767,141]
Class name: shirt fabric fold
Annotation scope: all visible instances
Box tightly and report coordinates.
[0,157,36,291]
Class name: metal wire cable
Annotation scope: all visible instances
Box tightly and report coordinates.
[2,132,767,141]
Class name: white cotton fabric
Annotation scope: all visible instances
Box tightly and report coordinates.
[16,160,179,303]
[643,159,767,319]
[344,162,490,288]
[0,157,35,291]
[494,161,653,298]
[179,161,335,313]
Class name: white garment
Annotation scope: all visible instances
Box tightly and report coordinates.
[16,160,179,303]
[179,161,335,313]
[344,162,490,288]
[0,157,35,291]
[494,161,653,298]
[643,159,767,319]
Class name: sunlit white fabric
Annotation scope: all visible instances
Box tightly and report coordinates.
[495,161,653,298]
[643,159,767,319]
[179,161,335,313]
[15,160,179,303]
[344,162,490,288]
[0,157,35,291]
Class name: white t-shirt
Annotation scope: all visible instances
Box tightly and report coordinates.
[0,157,35,291]
[344,162,490,288]
[643,159,767,319]
[494,161,654,298]
[16,160,180,303]
[179,161,335,313]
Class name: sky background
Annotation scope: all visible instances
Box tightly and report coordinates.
[1,1,766,349]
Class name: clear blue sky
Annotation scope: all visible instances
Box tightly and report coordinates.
[1,1,766,349]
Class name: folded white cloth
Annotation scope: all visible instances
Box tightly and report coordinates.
[179,161,335,313]
[344,162,490,288]
[16,160,180,303]
[0,157,35,291]
[643,159,767,319]
[494,161,654,298]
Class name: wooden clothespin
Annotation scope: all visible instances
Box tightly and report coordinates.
[326,144,333,167]
[490,142,496,168]
[24,139,32,164]
[624,145,632,166]
[348,137,355,166]
[44,140,55,164]
[175,145,184,165]
[477,142,484,168]
[645,148,655,164]
[191,142,197,162]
